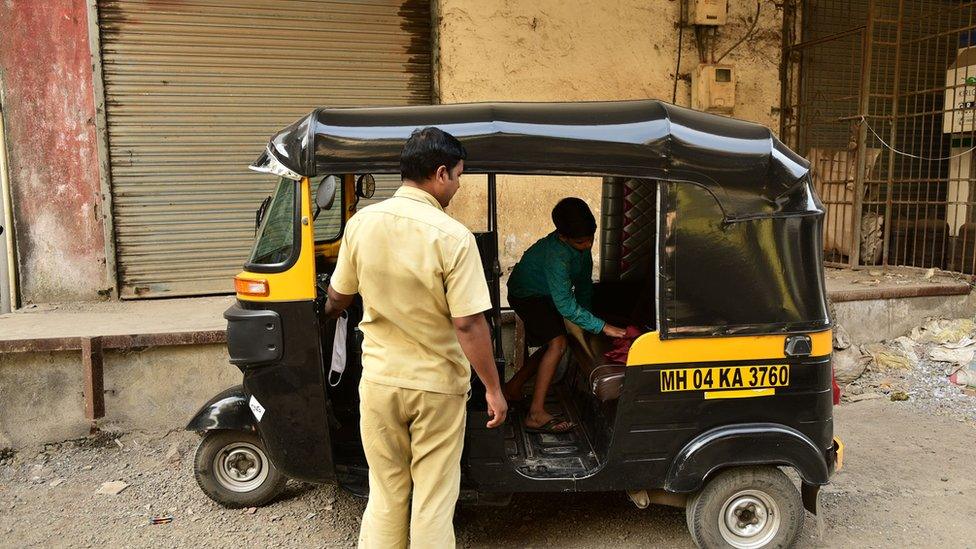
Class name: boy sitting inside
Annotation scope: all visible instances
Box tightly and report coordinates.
[505,197,626,433]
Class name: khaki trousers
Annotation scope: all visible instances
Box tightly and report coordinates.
[357,379,467,549]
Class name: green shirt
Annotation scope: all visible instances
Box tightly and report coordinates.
[507,231,604,334]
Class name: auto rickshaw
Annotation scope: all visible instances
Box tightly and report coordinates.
[187,100,842,548]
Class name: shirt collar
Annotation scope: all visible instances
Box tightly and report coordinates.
[394,185,444,211]
[549,231,585,256]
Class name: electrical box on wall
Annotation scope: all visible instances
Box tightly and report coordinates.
[692,64,736,113]
[689,0,728,26]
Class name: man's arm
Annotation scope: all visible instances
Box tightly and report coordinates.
[323,285,355,319]
[452,313,507,428]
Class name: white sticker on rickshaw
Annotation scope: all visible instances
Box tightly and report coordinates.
[249,395,266,421]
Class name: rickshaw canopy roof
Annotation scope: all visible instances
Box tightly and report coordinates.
[251,100,818,221]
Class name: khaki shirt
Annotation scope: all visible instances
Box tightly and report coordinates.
[330,185,492,395]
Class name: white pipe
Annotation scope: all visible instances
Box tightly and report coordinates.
[0,108,17,311]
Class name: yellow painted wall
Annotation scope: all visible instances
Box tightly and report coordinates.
[435,0,785,295]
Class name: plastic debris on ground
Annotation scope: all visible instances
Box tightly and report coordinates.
[838,316,976,422]
[862,343,913,371]
[949,363,976,388]
[908,318,976,345]
[929,346,976,364]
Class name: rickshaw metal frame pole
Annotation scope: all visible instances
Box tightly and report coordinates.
[488,173,498,233]
[487,173,503,358]
[851,0,877,268]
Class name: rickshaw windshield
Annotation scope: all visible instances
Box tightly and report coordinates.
[246,178,299,270]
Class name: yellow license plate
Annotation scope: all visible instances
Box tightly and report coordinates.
[660,365,790,393]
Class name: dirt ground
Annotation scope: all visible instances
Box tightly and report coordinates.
[0,398,973,549]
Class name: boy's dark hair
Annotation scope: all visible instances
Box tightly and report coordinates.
[399,127,467,182]
[552,197,597,238]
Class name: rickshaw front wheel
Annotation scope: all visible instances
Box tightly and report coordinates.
[685,466,803,549]
[193,430,287,508]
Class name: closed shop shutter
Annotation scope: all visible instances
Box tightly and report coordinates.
[98,0,431,297]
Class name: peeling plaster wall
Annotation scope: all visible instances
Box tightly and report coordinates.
[0,345,240,447]
[0,1,107,304]
[437,0,785,284]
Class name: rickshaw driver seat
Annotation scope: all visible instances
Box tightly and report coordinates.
[564,321,626,402]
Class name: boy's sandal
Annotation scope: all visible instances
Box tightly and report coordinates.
[525,418,575,434]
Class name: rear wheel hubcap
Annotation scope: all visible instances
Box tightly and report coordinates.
[718,489,780,548]
[213,442,269,493]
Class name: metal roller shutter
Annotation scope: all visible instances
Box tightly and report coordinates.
[98,0,432,297]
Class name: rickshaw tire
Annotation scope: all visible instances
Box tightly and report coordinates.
[193,430,287,509]
[685,466,803,549]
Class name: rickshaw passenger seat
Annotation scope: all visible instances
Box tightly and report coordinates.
[564,321,625,402]
[589,364,626,402]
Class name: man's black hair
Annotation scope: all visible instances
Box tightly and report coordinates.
[400,127,467,182]
[551,197,597,239]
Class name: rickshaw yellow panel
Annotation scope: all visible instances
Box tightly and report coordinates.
[833,436,845,471]
[626,330,832,366]
[237,178,316,302]
[704,388,776,400]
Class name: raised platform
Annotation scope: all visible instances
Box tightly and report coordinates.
[825,266,972,302]
[1,267,973,448]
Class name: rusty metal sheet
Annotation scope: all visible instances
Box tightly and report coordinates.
[97,0,432,297]
[0,329,227,353]
[82,337,105,421]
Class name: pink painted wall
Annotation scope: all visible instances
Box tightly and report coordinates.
[0,0,109,304]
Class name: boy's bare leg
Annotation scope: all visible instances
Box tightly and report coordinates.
[502,346,544,402]
[525,335,572,429]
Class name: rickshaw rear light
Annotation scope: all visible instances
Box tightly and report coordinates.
[234,276,269,297]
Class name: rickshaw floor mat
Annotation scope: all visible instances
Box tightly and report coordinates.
[506,389,601,478]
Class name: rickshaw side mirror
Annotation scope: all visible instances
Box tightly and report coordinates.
[356,174,376,199]
[315,175,340,212]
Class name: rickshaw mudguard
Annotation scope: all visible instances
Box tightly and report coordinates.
[665,422,830,493]
[185,385,256,433]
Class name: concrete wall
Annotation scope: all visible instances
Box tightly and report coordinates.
[0,1,108,304]
[0,345,239,448]
[436,0,786,277]
[834,292,976,345]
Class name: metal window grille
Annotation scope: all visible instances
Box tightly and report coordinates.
[783,0,976,274]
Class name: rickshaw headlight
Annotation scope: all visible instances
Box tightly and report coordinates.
[234,276,270,297]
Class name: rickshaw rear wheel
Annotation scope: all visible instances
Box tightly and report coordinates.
[685,466,803,549]
[193,430,287,508]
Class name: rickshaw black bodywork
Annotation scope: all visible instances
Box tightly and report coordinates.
[189,101,837,519]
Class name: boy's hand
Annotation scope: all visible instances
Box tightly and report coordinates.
[602,324,627,338]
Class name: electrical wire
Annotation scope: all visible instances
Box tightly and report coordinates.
[859,116,976,161]
[673,1,685,103]
[714,0,762,64]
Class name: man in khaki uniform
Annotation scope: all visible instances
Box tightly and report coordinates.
[324,127,507,548]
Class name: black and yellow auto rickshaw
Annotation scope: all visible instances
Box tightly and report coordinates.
[187,100,842,548]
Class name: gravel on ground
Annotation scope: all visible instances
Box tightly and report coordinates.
[1,397,973,548]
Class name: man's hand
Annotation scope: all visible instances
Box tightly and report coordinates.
[602,323,627,338]
[484,388,508,428]
[452,313,508,429]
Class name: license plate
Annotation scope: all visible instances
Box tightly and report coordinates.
[659,365,790,393]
